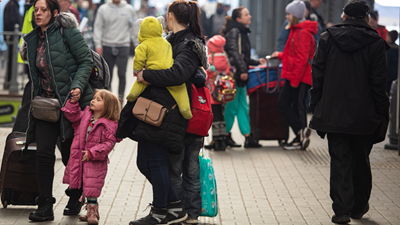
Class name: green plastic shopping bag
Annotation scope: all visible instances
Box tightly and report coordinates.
[199,148,218,217]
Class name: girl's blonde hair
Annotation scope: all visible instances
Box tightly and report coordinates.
[285,14,301,29]
[92,89,121,122]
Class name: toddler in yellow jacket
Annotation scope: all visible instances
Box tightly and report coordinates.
[126,16,192,120]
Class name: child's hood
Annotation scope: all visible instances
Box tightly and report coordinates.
[137,16,164,43]
[207,35,226,53]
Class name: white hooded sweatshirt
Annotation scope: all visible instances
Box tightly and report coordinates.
[93,1,139,48]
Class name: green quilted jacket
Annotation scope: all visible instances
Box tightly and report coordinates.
[21,13,93,145]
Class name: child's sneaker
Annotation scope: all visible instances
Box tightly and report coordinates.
[166,201,187,224]
[129,205,168,225]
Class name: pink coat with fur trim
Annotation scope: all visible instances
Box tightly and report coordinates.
[61,101,121,197]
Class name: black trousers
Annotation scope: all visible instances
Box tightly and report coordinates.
[327,133,373,216]
[5,36,14,88]
[12,76,31,132]
[35,119,73,196]
[277,80,310,134]
[102,46,129,98]
[211,104,225,141]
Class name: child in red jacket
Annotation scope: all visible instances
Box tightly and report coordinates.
[62,89,122,225]
[271,0,317,150]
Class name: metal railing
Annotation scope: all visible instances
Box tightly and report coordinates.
[1,24,22,95]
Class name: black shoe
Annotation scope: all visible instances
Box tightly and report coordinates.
[301,127,312,150]
[214,140,226,151]
[225,133,241,147]
[283,134,302,150]
[29,196,56,222]
[244,134,261,148]
[331,215,350,224]
[63,188,85,215]
[129,205,168,225]
[351,204,369,219]
[166,201,188,224]
[204,140,215,150]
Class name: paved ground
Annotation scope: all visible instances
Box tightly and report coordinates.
[0,58,400,224]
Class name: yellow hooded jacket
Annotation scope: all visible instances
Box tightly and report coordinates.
[127,16,192,120]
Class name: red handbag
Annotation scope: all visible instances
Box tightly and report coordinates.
[186,84,213,137]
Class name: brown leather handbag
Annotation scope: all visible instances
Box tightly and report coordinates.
[132,97,176,127]
[31,96,61,122]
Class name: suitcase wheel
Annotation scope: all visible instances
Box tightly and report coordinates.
[1,189,10,208]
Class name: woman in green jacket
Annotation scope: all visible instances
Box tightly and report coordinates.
[20,0,93,221]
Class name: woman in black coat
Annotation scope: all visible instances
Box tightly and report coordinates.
[120,1,209,225]
[221,6,265,148]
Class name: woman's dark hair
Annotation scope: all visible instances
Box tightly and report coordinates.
[33,0,60,27]
[168,0,204,38]
[220,6,245,34]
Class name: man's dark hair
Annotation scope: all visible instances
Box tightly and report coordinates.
[388,30,398,43]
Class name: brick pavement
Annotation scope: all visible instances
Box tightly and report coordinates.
[0,58,399,224]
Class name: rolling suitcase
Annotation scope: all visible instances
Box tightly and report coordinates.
[248,57,289,145]
[0,132,39,208]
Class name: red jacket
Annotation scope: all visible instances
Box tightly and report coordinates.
[62,101,122,198]
[278,20,318,87]
[375,25,388,41]
[206,35,230,105]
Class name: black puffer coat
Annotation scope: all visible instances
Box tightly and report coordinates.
[116,29,208,153]
[222,19,259,87]
[309,20,390,142]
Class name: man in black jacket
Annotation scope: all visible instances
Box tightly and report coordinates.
[309,0,390,224]
[3,0,23,89]
[386,30,398,95]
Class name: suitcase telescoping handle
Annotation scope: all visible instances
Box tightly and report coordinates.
[20,142,32,164]
[255,56,281,94]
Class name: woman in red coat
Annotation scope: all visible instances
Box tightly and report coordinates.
[272,0,317,151]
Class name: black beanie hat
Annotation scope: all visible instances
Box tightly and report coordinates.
[343,0,369,18]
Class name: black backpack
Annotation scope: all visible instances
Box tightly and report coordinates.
[60,27,110,90]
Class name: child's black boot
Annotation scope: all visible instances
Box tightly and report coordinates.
[63,188,86,215]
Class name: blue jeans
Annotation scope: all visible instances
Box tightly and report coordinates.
[137,137,179,208]
[168,137,202,218]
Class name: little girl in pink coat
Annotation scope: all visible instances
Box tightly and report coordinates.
[62,89,122,225]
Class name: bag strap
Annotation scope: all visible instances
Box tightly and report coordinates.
[223,51,235,78]
[209,52,219,80]
[60,27,70,51]
[256,58,282,94]
[238,33,242,54]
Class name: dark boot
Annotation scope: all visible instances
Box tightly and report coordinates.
[214,140,226,151]
[29,195,56,222]
[129,205,169,225]
[244,134,261,148]
[166,201,188,224]
[63,188,86,215]
[225,133,241,147]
